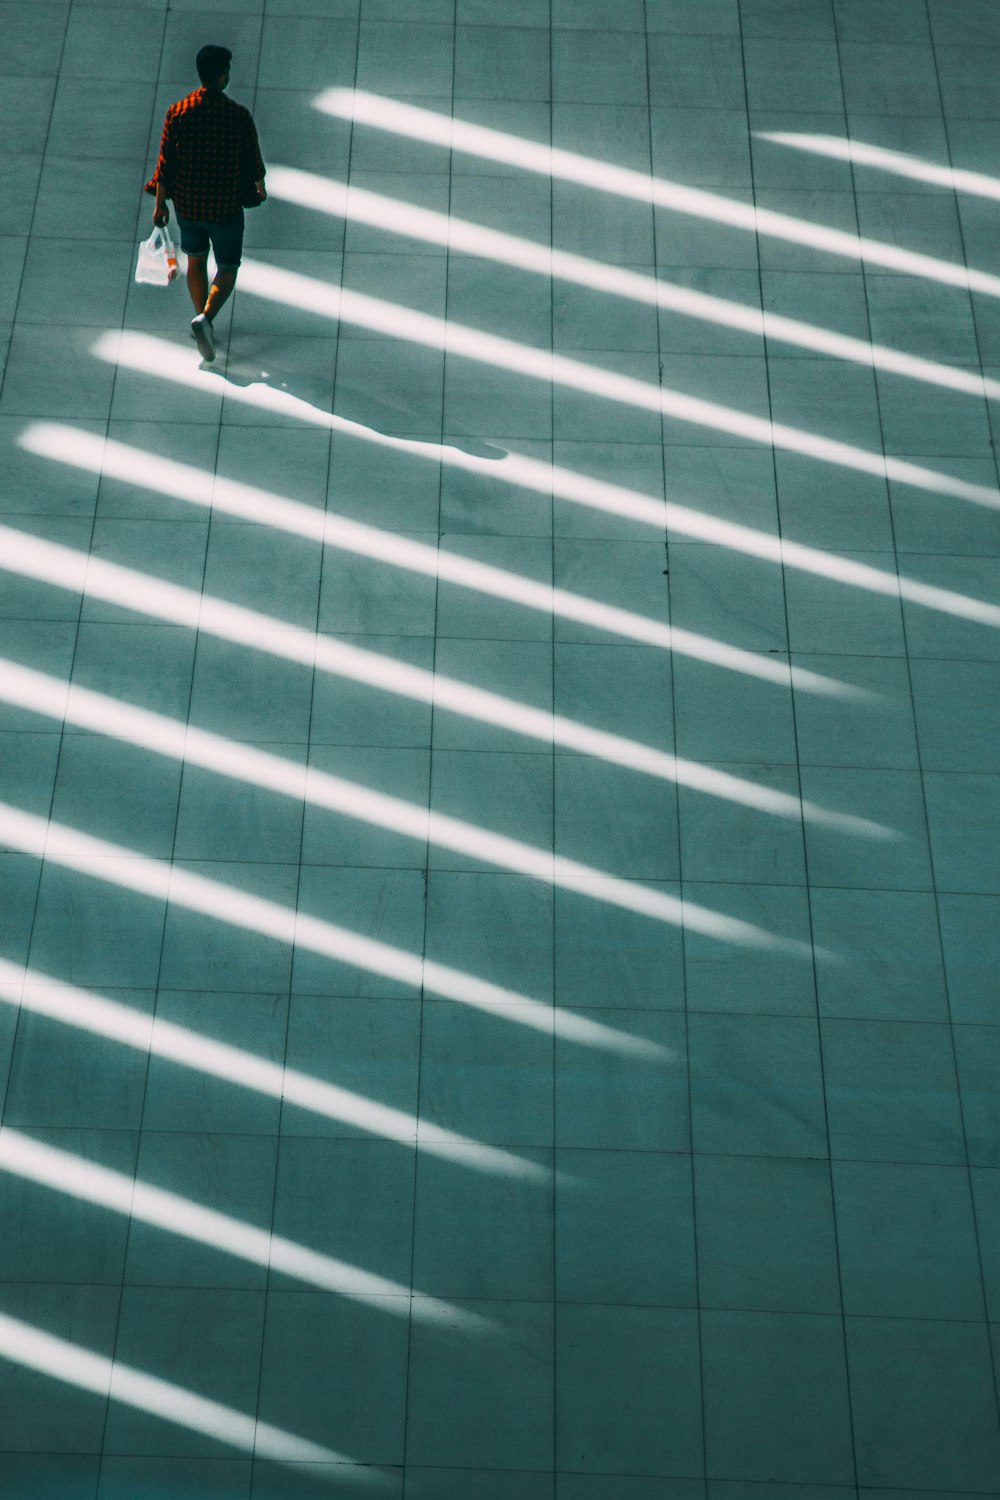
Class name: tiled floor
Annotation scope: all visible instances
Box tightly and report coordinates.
[1,0,999,1495]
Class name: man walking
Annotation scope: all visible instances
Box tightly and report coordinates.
[145,44,266,363]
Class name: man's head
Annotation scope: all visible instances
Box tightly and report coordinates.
[196,44,232,90]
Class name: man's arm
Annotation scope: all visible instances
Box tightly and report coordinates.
[146,113,175,226]
[246,111,266,202]
[153,181,170,227]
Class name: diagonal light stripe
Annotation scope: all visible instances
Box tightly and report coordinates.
[0,1312,393,1473]
[235,258,1000,514]
[0,523,870,867]
[18,422,817,680]
[0,660,892,964]
[267,163,1000,403]
[319,89,1000,299]
[0,799,701,1046]
[757,132,1000,203]
[0,959,545,1179]
[0,1129,487,1328]
[91,333,1000,639]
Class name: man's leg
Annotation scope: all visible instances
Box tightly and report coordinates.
[186,252,210,313]
[203,268,238,323]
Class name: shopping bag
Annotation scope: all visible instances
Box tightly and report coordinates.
[135,226,179,286]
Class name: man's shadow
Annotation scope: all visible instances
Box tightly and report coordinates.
[213,347,508,464]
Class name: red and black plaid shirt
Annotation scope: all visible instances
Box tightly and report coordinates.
[145,87,265,223]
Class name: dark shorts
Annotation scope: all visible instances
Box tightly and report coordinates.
[175,210,245,270]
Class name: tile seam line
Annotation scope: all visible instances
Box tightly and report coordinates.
[396,1,456,1485]
[747,2,861,1488]
[78,0,177,1481]
[918,0,1000,1428]
[545,2,558,1486]
[237,11,317,1491]
[0,0,77,1127]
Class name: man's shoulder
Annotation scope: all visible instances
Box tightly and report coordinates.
[166,89,205,119]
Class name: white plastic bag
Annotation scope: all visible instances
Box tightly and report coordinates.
[135,226,179,286]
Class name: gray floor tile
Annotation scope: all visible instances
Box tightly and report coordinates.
[413,1143,553,1300]
[292,864,426,997]
[555,756,679,881]
[252,1462,401,1500]
[938,893,1000,1023]
[702,1308,854,1484]
[62,7,163,82]
[678,764,807,885]
[0,1127,138,1284]
[418,998,554,1148]
[695,1154,841,1314]
[125,1131,278,1289]
[556,1304,702,1475]
[0,1283,118,1452]
[302,744,429,870]
[455,25,550,102]
[821,1016,967,1164]
[840,40,942,116]
[425,870,554,1000]
[258,1290,408,1464]
[556,1147,696,1307]
[4,988,154,1129]
[272,1136,414,1288]
[846,1316,1000,1491]
[800,766,933,890]
[99,1458,250,1500]
[811,886,949,1021]
[555,880,685,1010]
[0,1454,100,1500]
[925,771,1000,894]
[833,1158,985,1318]
[143,991,287,1135]
[406,1300,553,1469]
[684,881,816,1016]
[158,861,299,994]
[105,1286,265,1457]
[688,1012,827,1158]
[556,1008,689,1151]
[837,0,931,42]
[356,21,454,98]
[953,1023,1000,1167]
[409,1470,549,1500]
[647,34,745,110]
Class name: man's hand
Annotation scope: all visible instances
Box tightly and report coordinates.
[255,180,267,203]
[153,206,170,227]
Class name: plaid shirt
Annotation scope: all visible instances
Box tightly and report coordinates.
[145,88,265,223]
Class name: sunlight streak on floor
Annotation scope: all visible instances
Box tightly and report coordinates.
[235,259,1000,513]
[267,162,1000,403]
[20,422,835,683]
[0,1312,388,1471]
[757,131,1000,202]
[88,333,1000,644]
[0,663,893,999]
[0,960,547,1179]
[0,1129,488,1327]
[0,524,869,834]
[0,801,712,1046]
[317,90,1000,298]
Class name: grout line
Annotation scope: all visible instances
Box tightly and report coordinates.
[743,0,862,1489]
[916,0,1000,1434]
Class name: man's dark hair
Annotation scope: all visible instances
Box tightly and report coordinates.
[196,44,232,86]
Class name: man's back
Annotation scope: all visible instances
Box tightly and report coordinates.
[151,86,261,223]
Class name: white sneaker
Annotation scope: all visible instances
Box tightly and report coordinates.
[190,313,215,362]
